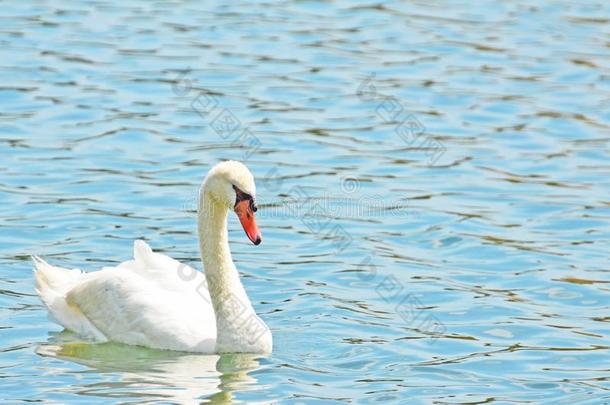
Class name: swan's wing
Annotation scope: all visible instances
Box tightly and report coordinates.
[65,264,216,352]
[36,241,216,352]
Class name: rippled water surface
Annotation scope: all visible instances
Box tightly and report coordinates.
[1,0,610,403]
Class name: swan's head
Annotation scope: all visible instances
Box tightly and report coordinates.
[202,161,262,245]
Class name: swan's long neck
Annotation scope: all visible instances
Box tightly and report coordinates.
[198,187,270,353]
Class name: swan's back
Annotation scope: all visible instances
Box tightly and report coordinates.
[34,241,217,352]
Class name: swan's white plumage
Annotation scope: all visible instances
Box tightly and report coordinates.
[34,240,217,352]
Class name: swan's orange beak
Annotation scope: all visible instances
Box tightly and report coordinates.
[235,199,262,245]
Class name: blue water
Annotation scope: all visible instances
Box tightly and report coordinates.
[1,0,610,403]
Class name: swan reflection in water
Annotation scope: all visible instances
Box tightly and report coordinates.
[36,331,264,403]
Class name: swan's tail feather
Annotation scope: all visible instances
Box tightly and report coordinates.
[32,256,107,341]
[33,255,81,304]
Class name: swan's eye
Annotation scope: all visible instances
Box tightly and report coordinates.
[233,184,255,210]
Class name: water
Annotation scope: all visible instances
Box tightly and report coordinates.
[1,0,609,403]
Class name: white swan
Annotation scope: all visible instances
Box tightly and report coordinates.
[33,161,272,354]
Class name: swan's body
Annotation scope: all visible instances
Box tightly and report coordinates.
[33,161,272,354]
